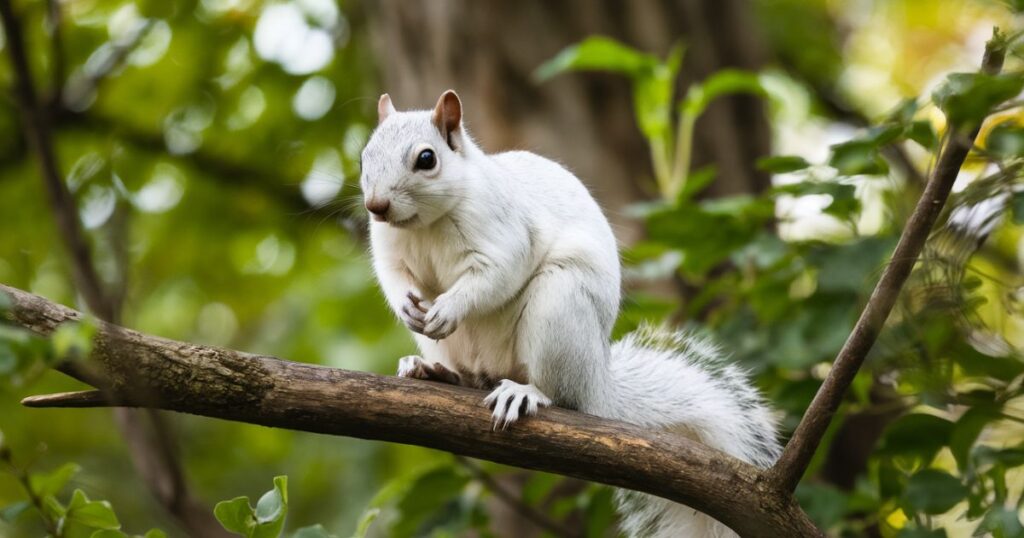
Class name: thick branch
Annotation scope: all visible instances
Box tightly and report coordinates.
[0,283,821,538]
[771,31,1007,493]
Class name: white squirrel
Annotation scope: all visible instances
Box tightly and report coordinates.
[361,89,781,537]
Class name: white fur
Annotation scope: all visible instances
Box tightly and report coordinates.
[361,94,780,538]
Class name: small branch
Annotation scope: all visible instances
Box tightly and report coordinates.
[22,389,109,408]
[0,283,822,538]
[455,456,579,538]
[770,30,1008,493]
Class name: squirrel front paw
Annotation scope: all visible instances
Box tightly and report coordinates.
[482,380,552,429]
[400,291,430,334]
[422,294,460,340]
[396,355,462,385]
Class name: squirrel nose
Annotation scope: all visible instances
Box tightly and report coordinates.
[365,198,390,217]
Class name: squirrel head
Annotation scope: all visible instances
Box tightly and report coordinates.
[360,89,472,229]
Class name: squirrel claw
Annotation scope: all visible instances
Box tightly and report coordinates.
[483,380,552,429]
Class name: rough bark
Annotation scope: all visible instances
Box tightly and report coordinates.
[362,0,771,244]
[1,283,820,538]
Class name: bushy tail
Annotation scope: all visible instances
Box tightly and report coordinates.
[595,325,781,538]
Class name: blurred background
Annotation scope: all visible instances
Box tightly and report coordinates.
[1,0,1023,537]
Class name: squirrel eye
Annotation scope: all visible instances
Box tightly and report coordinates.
[414,149,437,171]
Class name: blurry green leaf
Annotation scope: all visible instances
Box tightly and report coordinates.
[975,505,1024,537]
[796,483,848,530]
[214,496,256,536]
[143,530,168,538]
[1011,191,1024,224]
[897,527,947,538]
[583,486,615,538]
[809,237,894,293]
[903,469,967,515]
[0,290,11,312]
[66,489,120,530]
[30,462,81,498]
[951,406,1001,471]
[757,155,811,173]
[879,414,953,462]
[534,36,659,81]
[522,472,560,506]
[390,464,468,538]
[0,501,30,523]
[681,69,765,118]
[985,122,1024,158]
[953,344,1024,381]
[677,165,716,201]
[292,524,336,538]
[933,73,1024,128]
[51,318,98,362]
[906,121,938,150]
[774,181,860,220]
[350,509,378,538]
[828,140,889,176]
[974,446,1024,469]
[90,531,128,538]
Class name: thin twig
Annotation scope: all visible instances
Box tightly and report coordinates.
[455,456,580,538]
[771,29,1008,493]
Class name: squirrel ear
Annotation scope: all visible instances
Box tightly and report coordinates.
[432,90,462,150]
[378,94,396,124]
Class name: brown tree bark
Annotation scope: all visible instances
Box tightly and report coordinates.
[362,0,771,244]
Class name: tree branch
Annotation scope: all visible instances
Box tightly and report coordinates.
[770,30,1007,493]
[0,283,822,538]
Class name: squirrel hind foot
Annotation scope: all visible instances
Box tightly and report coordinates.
[396,355,462,385]
[483,380,552,430]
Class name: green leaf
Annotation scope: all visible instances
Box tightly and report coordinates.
[773,181,860,220]
[932,73,1024,129]
[953,344,1024,381]
[975,505,1024,537]
[351,509,379,538]
[828,139,889,176]
[143,530,168,538]
[30,462,81,498]
[389,464,469,538]
[897,527,947,538]
[0,501,30,523]
[681,69,765,118]
[90,531,128,538]
[534,36,659,81]
[66,489,121,530]
[583,486,615,538]
[879,413,954,462]
[255,476,288,524]
[951,406,1001,471]
[903,469,967,515]
[985,122,1024,158]
[291,524,335,538]
[906,120,938,150]
[252,476,288,538]
[214,496,255,536]
[796,483,848,529]
[1011,191,1024,225]
[757,155,811,173]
